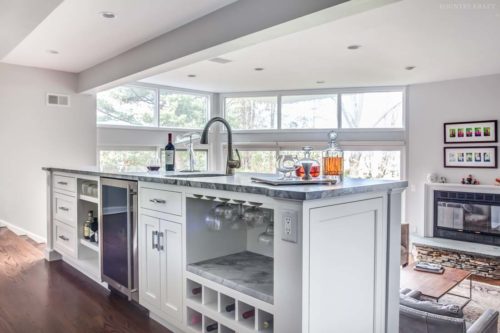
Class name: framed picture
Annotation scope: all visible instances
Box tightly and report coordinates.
[444,120,497,144]
[444,146,497,168]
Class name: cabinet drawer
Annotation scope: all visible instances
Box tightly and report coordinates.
[53,174,76,193]
[141,187,182,216]
[53,192,76,226]
[54,220,76,258]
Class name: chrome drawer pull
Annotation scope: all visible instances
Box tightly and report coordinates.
[57,181,68,185]
[149,198,166,204]
[58,206,69,212]
[58,235,69,241]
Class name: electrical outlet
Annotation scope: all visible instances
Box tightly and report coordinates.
[281,211,297,243]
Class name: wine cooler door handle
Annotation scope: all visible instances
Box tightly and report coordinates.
[152,230,158,250]
[157,232,164,251]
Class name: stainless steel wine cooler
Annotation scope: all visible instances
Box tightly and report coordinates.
[100,178,139,301]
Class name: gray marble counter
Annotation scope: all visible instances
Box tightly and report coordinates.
[187,251,274,304]
[43,166,407,201]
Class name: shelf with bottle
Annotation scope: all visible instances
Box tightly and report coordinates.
[80,238,99,252]
[185,274,274,333]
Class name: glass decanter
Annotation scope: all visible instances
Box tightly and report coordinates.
[295,146,321,180]
[322,131,344,182]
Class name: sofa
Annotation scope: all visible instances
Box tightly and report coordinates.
[400,288,499,333]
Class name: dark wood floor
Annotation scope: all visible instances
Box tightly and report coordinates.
[0,227,173,333]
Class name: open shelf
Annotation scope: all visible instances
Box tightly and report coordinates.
[187,307,203,333]
[80,238,99,252]
[187,279,203,304]
[187,251,273,304]
[79,194,98,204]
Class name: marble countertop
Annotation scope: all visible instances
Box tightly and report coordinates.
[187,251,274,304]
[43,166,407,201]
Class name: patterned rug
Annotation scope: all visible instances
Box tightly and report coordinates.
[438,280,500,333]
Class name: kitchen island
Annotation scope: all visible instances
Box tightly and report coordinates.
[44,167,407,333]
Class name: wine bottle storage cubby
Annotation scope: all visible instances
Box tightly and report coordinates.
[185,277,274,333]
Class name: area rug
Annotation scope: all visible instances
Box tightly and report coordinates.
[438,280,500,333]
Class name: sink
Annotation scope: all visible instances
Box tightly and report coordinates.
[166,173,226,178]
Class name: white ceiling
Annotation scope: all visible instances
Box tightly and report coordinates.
[1,0,237,73]
[141,0,500,92]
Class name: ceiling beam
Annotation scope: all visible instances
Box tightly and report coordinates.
[0,0,63,59]
[77,0,400,93]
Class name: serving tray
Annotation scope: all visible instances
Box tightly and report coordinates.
[251,176,337,186]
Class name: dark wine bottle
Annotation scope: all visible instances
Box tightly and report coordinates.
[242,309,255,319]
[191,287,202,295]
[165,133,175,171]
[206,323,218,332]
[225,303,235,312]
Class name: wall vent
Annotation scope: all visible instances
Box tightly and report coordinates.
[46,93,70,107]
[209,57,232,64]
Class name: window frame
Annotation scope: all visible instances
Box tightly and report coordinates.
[220,86,406,133]
[97,83,212,131]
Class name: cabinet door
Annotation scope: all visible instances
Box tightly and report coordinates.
[139,214,161,310]
[307,198,386,333]
[159,220,183,322]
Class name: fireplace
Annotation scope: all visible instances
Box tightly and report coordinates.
[434,190,500,246]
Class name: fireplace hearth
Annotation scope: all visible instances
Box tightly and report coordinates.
[434,190,500,246]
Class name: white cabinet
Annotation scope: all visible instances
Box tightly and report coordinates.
[139,214,183,323]
[305,197,387,333]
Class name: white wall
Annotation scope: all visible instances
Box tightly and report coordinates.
[406,74,500,235]
[0,63,96,241]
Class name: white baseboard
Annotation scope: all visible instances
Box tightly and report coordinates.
[0,219,46,244]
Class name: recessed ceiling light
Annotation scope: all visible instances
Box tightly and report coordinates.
[187,74,197,78]
[347,45,361,50]
[209,57,232,64]
[46,49,59,54]
[405,66,416,71]
[254,67,264,71]
[100,11,116,19]
[316,80,325,84]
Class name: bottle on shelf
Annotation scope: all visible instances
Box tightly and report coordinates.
[83,210,93,240]
[225,303,235,312]
[190,313,202,325]
[322,131,344,183]
[263,318,273,329]
[242,309,255,319]
[89,217,98,243]
[206,323,218,332]
[165,133,175,171]
[191,286,202,295]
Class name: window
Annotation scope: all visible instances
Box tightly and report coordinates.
[237,150,277,173]
[160,149,209,171]
[281,94,337,129]
[344,151,401,180]
[341,92,403,128]
[97,86,157,127]
[159,90,208,129]
[225,96,278,130]
[97,85,210,129]
[99,150,157,172]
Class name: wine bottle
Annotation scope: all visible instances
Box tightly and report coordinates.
[242,309,255,319]
[206,323,218,332]
[191,287,202,295]
[165,133,175,171]
[225,303,235,312]
[263,319,273,329]
[190,313,202,325]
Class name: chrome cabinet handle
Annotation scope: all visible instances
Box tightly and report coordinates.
[149,198,166,204]
[58,206,69,211]
[157,232,164,251]
[58,235,69,241]
[152,230,158,250]
[57,181,68,185]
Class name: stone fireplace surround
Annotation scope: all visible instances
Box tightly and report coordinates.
[416,183,500,279]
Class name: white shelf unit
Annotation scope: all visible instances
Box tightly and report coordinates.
[185,273,274,333]
[79,194,99,204]
[80,238,99,252]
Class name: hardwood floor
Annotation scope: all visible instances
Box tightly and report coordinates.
[0,227,173,333]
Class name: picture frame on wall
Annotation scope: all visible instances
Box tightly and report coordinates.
[444,146,497,168]
[444,120,497,144]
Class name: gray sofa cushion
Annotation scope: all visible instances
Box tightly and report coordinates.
[400,294,464,318]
